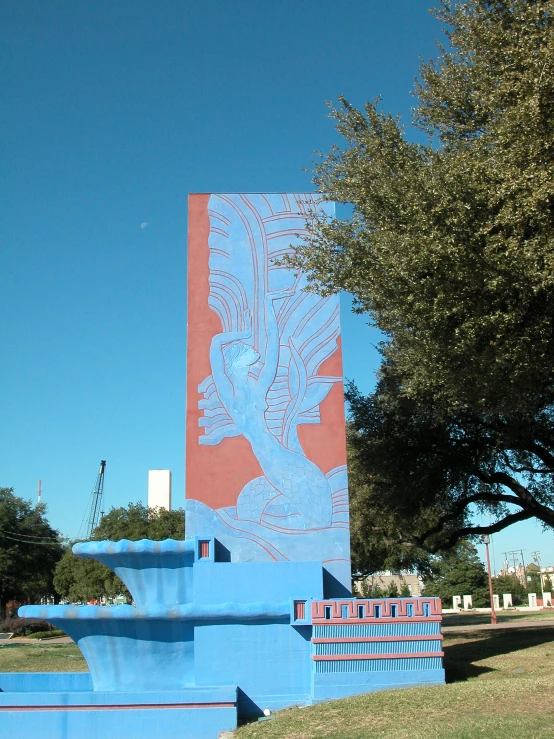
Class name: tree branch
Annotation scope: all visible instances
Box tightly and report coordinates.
[526,442,554,471]
[477,470,554,526]
[501,451,553,475]
[414,509,534,554]
[414,490,522,546]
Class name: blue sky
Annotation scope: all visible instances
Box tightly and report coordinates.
[2,0,551,571]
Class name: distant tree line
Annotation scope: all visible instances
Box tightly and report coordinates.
[54,502,185,603]
[0,487,63,618]
[0,487,185,615]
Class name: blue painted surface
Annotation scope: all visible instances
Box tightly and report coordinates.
[0,672,92,692]
[312,669,446,702]
[193,560,323,604]
[73,539,195,606]
[187,193,351,593]
[0,700,236,739]
[0,708,235,739]
[0,685,236,706]
[195,621,313,715]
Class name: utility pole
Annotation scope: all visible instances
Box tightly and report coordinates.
[37,479,42,507]
[484,535,497,625]
[506,549,527,587]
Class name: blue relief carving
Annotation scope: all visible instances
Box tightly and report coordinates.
[187,194,350,585]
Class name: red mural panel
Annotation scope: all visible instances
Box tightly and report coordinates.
[185,193,350,590]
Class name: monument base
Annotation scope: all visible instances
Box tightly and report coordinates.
[2,538,445,737]
[0,676,236,739]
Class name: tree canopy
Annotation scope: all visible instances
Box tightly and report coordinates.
[53,503,185,603]
[289,0,554,551]
[0,487,64,617]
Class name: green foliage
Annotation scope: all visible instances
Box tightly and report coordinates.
[0,487,64,618]
[347,423,436,574]
[0,618,58,637]
[527,571,542,594]
[356,576,410,599]
[399,582,412,597]
[543,574,553,593]
[356,579,384,599]
[492,574,527,605]
[92,502,185,541]
[53,550,125,603]
[53,503,185,603]
[287,0,554,550]
[26,629,66,640]
[422,541,490,607]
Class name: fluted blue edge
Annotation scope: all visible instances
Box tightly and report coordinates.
[72,538,194,558]
[19,601,290,622]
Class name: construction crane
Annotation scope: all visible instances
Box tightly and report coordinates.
[85,460,106,538]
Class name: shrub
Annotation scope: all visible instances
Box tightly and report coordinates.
[0,618,55,637]
[26,629,66,640]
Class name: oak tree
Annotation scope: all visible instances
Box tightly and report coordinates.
[290,0,554,550]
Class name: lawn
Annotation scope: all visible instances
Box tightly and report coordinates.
[0,643,87,672]
[443,609,554,628]
[234,624,554,739]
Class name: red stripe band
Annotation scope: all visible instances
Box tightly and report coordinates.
[312,617,442,625]
[312,635,443,644]
[0,702,235,712]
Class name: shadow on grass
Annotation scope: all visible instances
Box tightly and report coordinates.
[444,626,554,683]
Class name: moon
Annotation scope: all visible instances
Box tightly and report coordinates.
[140,222,148,230]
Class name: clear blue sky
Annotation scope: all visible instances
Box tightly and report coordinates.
[2,0,551,570]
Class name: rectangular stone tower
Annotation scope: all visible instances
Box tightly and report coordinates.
[185,193,350,594]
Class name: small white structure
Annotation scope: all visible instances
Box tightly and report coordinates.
[463,595,473,610]
[452,595,462,610]
[543,592,552,607]
[528,593,538,608]
[493,594,500,610]
[148,470,172,511]
[503,593,513,608]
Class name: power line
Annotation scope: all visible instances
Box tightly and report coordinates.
[0,532,63,546]
[0,528,61,540]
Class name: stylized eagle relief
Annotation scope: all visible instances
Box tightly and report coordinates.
[186,193,349,577]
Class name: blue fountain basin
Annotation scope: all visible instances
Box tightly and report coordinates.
[72,539,195,607]
[19,602,290,692]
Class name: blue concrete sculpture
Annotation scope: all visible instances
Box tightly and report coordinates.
[2,536,444,737]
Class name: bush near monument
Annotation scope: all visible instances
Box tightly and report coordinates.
[0,618,61,638]
[287,0,554,558]
[53,502,185,603]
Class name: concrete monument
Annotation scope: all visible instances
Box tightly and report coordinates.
[0,193,445,739]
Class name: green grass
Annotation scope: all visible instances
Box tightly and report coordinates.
[0,643,87,672]
[443,609,554,628]
[234,624,554,739]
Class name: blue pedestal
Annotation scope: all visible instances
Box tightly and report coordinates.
[1,537,444,737]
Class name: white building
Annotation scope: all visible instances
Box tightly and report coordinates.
[148,470,172,511]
